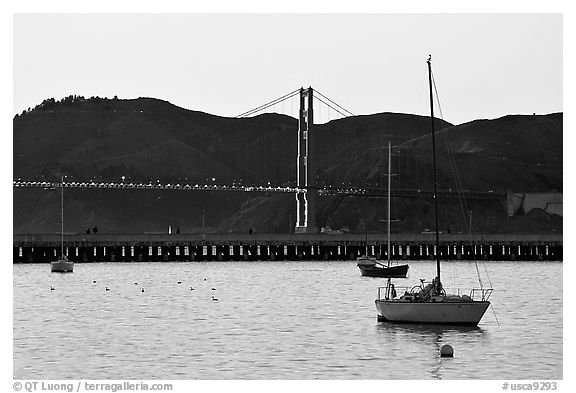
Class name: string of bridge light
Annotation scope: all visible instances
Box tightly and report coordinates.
[12,180,505,200]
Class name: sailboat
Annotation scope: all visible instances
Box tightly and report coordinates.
[357,141,409,278]
[374,56,492,325]
[51,177,74,273]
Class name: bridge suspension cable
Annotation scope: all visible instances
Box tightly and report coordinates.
[236,87,355,120]
[313,88,355,117]
[236,89,300,118]
[314,95,350,118]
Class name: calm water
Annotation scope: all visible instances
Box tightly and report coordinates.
[13,260,562,379]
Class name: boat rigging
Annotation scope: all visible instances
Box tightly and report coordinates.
[374,55,493,326]
[51,177,74,273]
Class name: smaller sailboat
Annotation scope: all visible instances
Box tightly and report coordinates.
[51,177,73,273]
[356,216,378,266]
[358,142,409,278]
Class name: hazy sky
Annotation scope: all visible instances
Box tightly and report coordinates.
[13,13,562,125]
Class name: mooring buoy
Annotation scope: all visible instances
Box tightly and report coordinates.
[440,344,454,357]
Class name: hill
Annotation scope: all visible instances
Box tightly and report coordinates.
[13,96,562,234]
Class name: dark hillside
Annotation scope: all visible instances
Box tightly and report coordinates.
[13,96,562,234]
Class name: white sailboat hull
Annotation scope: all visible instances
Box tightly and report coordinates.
[375,299,490,326]
[51,260,74,273]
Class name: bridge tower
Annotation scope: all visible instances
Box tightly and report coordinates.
[295,87,318,233]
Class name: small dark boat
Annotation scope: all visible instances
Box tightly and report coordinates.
[358,260,409,278]
[51,177,74,273]
[357,141,409,278]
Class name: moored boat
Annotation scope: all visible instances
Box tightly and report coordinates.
[51,256,74,273]
[359,262,409,278]
[51,177,74,273]
[375,279,492,325]
[374,56,493,326]
[357,141,409,278]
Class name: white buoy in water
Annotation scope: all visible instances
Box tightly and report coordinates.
[440,344,454,357]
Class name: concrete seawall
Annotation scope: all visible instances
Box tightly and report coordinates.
[13,233,562,262]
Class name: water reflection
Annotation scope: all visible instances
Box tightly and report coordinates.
[376,322,483,335]
[376,322,487,379]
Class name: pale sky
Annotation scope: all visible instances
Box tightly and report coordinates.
[13,13,562,125]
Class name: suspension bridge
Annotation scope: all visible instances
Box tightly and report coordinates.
[13,86,508,232]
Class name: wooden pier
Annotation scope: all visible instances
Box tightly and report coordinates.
[13,233,562,263]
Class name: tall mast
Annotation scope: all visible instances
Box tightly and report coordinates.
[364,210,368,256]
[427,55,441,283]
[60,176,64,258]
[387,141,391,268]
[384,141,393,299]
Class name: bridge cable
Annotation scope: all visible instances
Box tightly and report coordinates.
[236,89,300,118]
[237,89,299,117]
[314,89,355,116]
[237,92,299,118]
[314,96,349,118]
